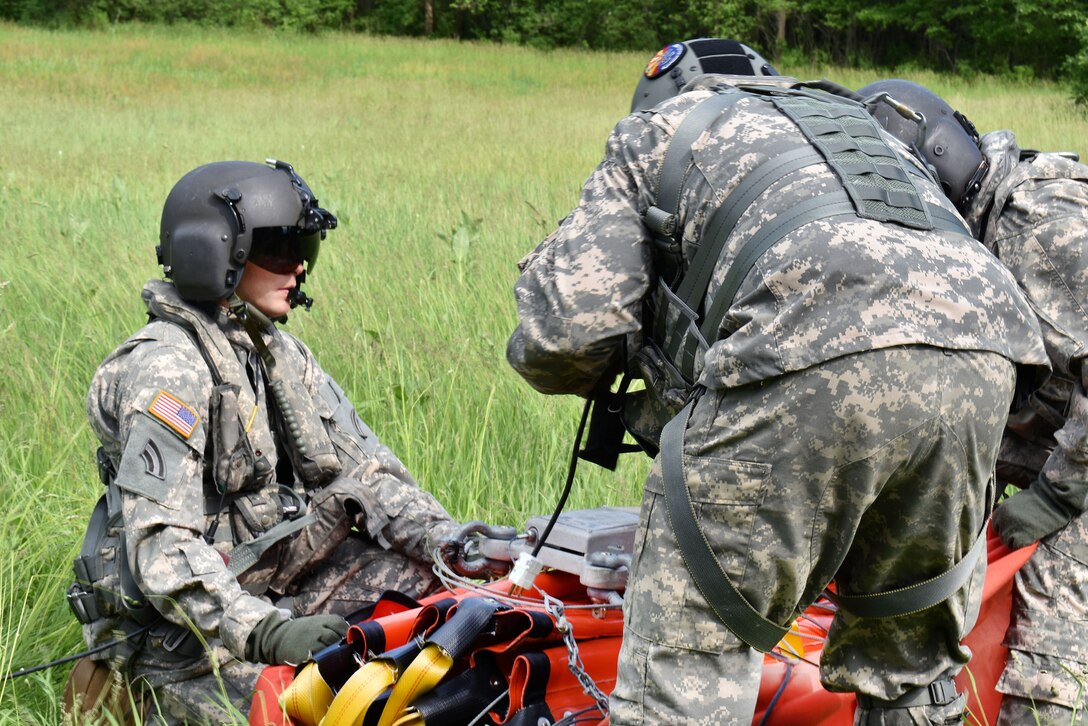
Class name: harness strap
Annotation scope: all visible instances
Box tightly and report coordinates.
[662,396,991,650]
[829,518,988,619]
[660,399,790,652]
[677,192,856,380]
[657,146,826,357]
[644,89,745,284]
[225,511,316,576]
[856,677,959,709]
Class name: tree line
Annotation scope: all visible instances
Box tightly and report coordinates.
[3,0,1087,102]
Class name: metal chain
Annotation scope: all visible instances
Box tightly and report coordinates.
[538,587,610,719]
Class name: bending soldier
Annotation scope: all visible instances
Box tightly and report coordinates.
[863,78,1088,725]
[506,39,1048,724]
[66,159,460,723]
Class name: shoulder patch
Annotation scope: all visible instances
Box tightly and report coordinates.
[148,390,200,439]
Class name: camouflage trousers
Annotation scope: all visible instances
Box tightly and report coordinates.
[129,534,442,725]
[997,508,1088,718]
[609,346,1014,725]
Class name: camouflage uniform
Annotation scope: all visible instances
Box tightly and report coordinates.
[506,77,1048,724]
[83,279,458,724]
[960,131,1088,724]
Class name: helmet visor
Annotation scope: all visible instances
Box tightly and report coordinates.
[249,226,321,275]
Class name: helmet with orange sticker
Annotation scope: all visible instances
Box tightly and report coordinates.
[631,38,778,113]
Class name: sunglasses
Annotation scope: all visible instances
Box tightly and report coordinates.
[249,227,321,275]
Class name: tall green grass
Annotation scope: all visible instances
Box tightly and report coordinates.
[1,22,1086,723]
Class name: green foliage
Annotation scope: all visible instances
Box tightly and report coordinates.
[2,0,1087,95]
[1,24,1087,722]
[1068,18,1088,106]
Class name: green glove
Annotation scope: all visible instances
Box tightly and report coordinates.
[245,613,348,665]
[992,483,1078,550]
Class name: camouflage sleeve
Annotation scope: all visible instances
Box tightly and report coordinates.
[1036,376,1088,517]
[101,333,278,659]
[506,115,658,396]
[991,168,1088,547]
[291,336,459,563]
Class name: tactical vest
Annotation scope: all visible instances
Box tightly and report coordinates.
[586,82,985,653]
[608,82,972,459]
[67,282,342,653]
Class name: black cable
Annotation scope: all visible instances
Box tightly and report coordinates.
[2,623,153,681]
[755,651,794,726]
[530,395,594,558]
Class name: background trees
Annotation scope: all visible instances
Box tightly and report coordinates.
[2,0,1085,90]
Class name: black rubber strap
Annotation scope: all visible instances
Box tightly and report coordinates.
[660,400,789,652]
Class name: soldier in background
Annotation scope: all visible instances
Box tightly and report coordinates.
[863,78,1088,725]
[506,39,1048,724]
[66,159,459,723]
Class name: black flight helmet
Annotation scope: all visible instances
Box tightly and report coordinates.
[631,38,779,113]
[857,79,987,208]
[157,159,337,308]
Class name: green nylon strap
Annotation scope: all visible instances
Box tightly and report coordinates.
[226,511,317,576]
[646,88,745,241]
[661,146,826,365]
[661,398,992,651]
[830,520,988,619]
[660,399,790,652]
[678,192,856,381]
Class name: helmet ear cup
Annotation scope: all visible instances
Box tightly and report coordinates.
[164,219,242,301]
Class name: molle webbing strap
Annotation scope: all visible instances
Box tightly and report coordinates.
[658,145,826,364]
[769,92,970,238]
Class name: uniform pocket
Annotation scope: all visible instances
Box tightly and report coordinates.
[683,454,769,583]
[626,455,770,653]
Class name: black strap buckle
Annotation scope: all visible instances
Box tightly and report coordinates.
[95,447,115,486]
[928,677,958,706]
[856,676,958,709]
[66,583,99,625]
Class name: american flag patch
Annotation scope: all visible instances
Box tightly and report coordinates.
[148,390,200,439]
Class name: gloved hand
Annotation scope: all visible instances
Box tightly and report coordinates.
[245,612,348,665]
[992,483,1078,550]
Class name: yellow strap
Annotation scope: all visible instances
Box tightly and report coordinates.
[392,713,425,726]
[375,644,453,726]
[281,662,335,726]
[320,660,398,726]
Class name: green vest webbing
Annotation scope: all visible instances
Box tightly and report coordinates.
[646,84,972,387]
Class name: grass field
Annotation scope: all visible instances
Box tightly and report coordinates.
[1,22,1086,723]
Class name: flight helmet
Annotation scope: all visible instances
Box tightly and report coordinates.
[157,159,336,306]
[631,37,778,113]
